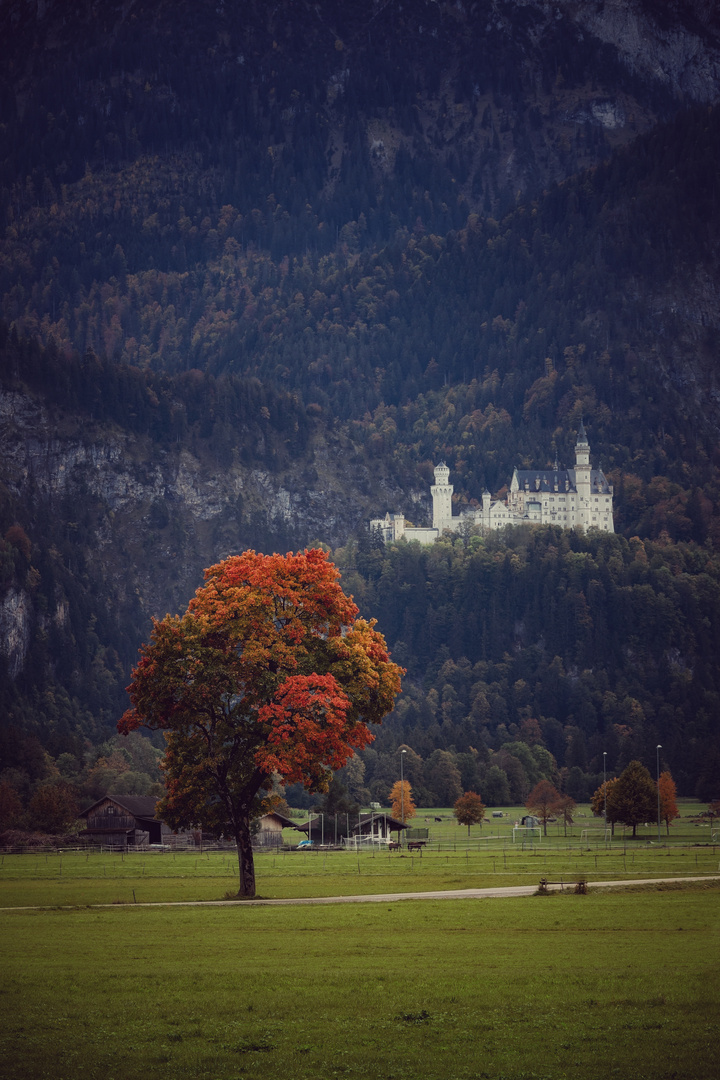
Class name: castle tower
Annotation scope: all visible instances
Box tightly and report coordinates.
[431,462,454,533]
[482,487,492,533]
[575,420,591,527]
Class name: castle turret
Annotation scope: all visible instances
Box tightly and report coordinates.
[482,487,492,532]
[431,462,454,533]
[573,420,594,531]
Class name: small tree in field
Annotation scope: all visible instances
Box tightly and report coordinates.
[120,549,402,897]
[606,760,656,838]
[552,793,576,836]
[525,779,560,836]
[658,770,679,835]
[390,779,416,824]
[454,791,485,835]
[591,778,619,835]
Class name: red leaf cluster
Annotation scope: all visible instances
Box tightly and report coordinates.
[118,548,402,843]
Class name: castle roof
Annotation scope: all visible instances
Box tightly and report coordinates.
[513,469,575,492]
[511,468,611,495]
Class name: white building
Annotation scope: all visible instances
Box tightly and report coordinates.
[370,422,614,544]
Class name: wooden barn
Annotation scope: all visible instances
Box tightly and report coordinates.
[79,795,192,847]
[253,811,298,849]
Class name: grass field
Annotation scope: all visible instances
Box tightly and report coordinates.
[1,884,718,1080]
[0,840,718,907]
[1,801,717,1079]
[0,799,716,907]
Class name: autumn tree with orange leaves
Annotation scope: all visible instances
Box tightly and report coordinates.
[390,780,416,824]
[658,770,679,835]
[454,791,486,835]
[119,549,402,897]
[525,779,562,836]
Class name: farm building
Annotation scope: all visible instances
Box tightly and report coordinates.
[295,812,407,846]
[79,795,193,847]
[80,798,301,849]
[252,811,299,849]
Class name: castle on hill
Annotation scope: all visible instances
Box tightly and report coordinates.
[371,422,614,544]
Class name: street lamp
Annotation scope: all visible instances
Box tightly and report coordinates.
[400,749,407,836]
[656,744,662,843]
[603,751,607,845]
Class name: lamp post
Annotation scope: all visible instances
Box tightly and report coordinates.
[656,744,662,844]
[400,749,407,842]
[603,751,607,845]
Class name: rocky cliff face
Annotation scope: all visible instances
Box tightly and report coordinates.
[0,586,31,679]
[0,384,419,682]
[556,0,720,102]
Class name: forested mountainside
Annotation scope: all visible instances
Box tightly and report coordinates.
[337,527,720,806]
[1,1,720,812]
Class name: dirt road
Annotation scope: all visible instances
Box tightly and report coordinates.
[2,876,717,911]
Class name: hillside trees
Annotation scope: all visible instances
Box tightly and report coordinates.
[344,527,720,799]
[4,103,720,542]
[26,781,79,833]
[119,549,402,896]
[3,4,720,796]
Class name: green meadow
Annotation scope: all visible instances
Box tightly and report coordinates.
[0,800,716,908]
[1,884,718,1080]
[0,841,718,907]
[1,806,719,1080]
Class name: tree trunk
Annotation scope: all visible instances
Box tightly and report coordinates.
[235,816,256,898]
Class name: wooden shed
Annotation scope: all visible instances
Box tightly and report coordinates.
[253,811,299,849]
[79,795,191,847]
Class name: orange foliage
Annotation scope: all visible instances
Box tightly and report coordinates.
[119,549,402,896]
[453,791,485,834]
[658,770,679,833]
[389,780,416,824]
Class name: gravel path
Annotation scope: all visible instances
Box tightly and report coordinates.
[2,876,717,911]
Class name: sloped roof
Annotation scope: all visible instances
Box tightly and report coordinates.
[512,469,611,495]
[514,469,575,493]
[353,813,407,832]
[258,811,299,830]
[80,795,160,819]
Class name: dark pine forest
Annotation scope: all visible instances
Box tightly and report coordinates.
[1,1,719,820]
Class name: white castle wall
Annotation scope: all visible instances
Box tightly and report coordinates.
[370,426,614,545]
